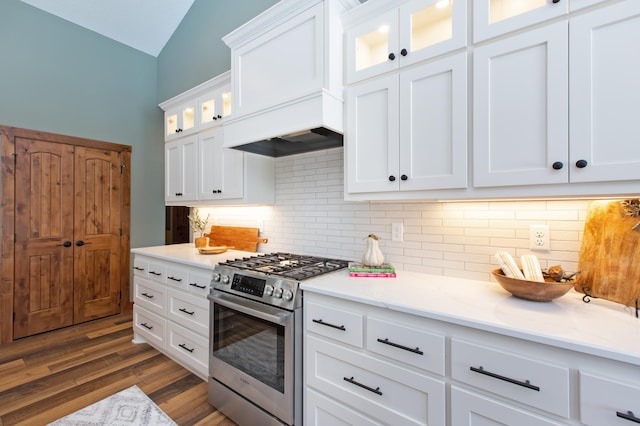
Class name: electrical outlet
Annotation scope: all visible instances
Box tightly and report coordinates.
[529,224,550,251]
[391,223,403,242]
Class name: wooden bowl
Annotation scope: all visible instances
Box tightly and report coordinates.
[491,269,574,302]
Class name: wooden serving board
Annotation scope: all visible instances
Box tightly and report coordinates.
[204,225,268,253]
[575,201,640,307]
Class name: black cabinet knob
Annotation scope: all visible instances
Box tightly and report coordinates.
[388,176,396,182]
[400,48,408,56]
[575,159,588,168]
[217,114,222,119]
[212,115,217,121]
[552,161,564,170]
[552,0,560,3]
[388,53,396,61]
[400,174,408,181]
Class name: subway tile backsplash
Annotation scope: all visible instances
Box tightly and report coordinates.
[199,148,590,281]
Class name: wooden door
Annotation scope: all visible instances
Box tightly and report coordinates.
[13,138,75,338]
[73,146,122,323]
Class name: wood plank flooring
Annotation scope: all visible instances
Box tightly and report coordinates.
[0,313,235,426]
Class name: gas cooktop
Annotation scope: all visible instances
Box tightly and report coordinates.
[219,252,349,281]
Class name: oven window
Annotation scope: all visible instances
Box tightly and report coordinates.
[213,303,285,393]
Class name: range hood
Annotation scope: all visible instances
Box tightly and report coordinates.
[229,127,343,158]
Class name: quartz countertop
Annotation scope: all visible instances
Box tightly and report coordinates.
[301,270,640,366]
[131,243,248,269]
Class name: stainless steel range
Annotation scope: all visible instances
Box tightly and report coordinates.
[207,253,349,426]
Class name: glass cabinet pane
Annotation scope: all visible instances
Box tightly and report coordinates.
[355,26,390,72]
[200,98,216,125]
[182,107,195,131]
[410,0,453,53]
[489,0,546,24]
[222,91,232,117]
[167,113,178,136]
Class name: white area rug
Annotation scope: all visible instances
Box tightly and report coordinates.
[47,385,176,426]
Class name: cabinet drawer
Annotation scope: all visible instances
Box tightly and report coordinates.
[147,262,167,283]
[305,388,381,426]
[451,338,569,418]
[132,257,148,278]
[305,301,363,348]
[166,265,189,290]
[133,305,166,349]
[167,288,208,336]
[134,277,166,315]
[306,335,445,426]
[187,271,211,297]
[580,371,640,425]
[366,316,445,376]
[166,321,208,380]
[451,386,564,426]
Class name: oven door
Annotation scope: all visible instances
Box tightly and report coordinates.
[209,290,297,425]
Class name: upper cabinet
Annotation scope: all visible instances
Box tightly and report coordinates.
[473,0,567,43]
[344,0,467,84]
[160,72,232,142]
[221,0,360,151]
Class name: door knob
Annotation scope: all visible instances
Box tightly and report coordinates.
[388,175,396,182]
[388,52,396,61]
[400,48,408,56]
[575,159,588,168]
[552,161,564,170]
[75,240,90,247]
[400,174,408,181]
[57,241,72,247]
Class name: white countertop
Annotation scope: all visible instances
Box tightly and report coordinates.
[301,270,640,366]
[131,243,248,269]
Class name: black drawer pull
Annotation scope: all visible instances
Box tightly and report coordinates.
[470,366,540,391]
[377,338,424,355]
[141,292,154,299]
[617,411,640,423]
[133,266,145,271]
[343,376,382,396]
[312,318,345,331]
[149,271,162,276]
[189,282,207,289]
[140,322,153,330]
[168,276,182,282]
[178,343,194,353]
[179,308,195,316]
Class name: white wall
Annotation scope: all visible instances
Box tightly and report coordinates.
[198,147,590,281]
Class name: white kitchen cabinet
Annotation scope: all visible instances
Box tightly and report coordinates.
[160,71,231,142]
[344,0,467,84]
[473,22,568,188]
[304,293,446,426]
[580,371,640,425]
[569,0,640,183]
[131,253,214,380]
[473,0,567,43]
[346,52,467,195]
[197,127,243,201]
[165,135,198,203]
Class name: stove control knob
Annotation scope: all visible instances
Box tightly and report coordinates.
[211,273,221,282]
[264,285,274,296]
[221,275,230,284]
[282,289,293,301]
[273,287,283,299]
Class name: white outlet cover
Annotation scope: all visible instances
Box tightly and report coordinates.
[529,224,550,251]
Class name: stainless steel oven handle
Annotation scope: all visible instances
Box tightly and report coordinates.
[211,292,292,324]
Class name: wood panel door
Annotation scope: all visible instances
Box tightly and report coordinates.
[13,140,123,338]
[73,146,122,323]
[13,138,75,337]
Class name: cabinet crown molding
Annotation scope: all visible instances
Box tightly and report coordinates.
[159,71,230,111]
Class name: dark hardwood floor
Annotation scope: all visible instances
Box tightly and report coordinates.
[0,313,235,426]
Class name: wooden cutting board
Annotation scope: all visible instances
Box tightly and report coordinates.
[204,225,268,252]
[575,201,640,307]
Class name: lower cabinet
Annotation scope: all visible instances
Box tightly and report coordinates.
[132,254,212,380]
[303,291,640,425]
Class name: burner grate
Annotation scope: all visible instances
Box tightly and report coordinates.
[222,253,348,280]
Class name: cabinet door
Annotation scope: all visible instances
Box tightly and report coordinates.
[474,0,567,42]
[198,128,244,200]
[580,371,640,426]
[569,1,640,183]
[345,9,399,84]
[399,52,467,190]
[473,22,568,187]
[164,102,196,141]
[198,87,232,132]
[165,136,198,203]
[346,74,400,193]
[231,3,323,117]
[451,387,564,426]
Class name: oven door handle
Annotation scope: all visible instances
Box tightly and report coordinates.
[211,292,292,324]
